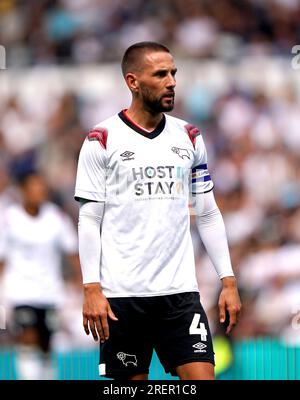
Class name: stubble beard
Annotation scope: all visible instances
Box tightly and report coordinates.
[140,86,175,114]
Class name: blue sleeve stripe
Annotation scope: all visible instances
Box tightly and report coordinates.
[192,175,211,183]
[192,163,208,172]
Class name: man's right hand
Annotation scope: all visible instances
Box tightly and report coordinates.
[82,283,118,342]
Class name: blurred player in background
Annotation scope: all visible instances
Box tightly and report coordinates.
[0,171,81,379]
[75,42,241,380]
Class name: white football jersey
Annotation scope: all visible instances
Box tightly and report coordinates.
[75,110,214,297]
[0,202,78,307]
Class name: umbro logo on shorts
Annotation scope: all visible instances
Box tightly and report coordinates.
[171,147,191,160]
[192,342,207,353]
[120,151,135,161]
[117,352,138,367]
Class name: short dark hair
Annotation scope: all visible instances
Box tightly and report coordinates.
[121,41,170,77]
[17,169,41,186]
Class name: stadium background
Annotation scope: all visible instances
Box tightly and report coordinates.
[1,0,300,380]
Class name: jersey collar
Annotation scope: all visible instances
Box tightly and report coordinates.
[118,109,166,139]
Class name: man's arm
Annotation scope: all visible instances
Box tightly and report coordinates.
[193,190,242,334]
[66,253,82,287]
[78,200,118,342]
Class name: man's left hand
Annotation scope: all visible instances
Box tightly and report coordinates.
[218,276,242,334]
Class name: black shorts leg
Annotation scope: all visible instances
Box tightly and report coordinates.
[99,297,154,379]
[12,306,58,353]
[153,292,215,376]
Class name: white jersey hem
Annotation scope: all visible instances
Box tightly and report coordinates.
[74,189,106,202]
[104,288,200,298]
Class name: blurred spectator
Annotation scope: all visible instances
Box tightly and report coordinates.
[0,0,299,66]
[0,171,81,379]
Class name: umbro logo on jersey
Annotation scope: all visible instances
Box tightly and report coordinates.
[192,342,207,353]
[171,147,191,160]
[120,151,135,161]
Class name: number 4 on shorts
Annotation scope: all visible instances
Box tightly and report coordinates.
[189,313,208,341]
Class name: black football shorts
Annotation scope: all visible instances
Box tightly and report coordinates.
[11,305,58,353]
[99,292,215,379]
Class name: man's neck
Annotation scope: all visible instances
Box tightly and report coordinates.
[126,104,163,132]
[24,203,40,217]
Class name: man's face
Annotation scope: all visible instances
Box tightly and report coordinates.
[22,175,48,208]
[133,51,177,113]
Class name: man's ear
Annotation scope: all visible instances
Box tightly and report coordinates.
[125,73,139,93]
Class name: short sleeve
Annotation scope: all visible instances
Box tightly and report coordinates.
[74,135,107,202]
[190,134,214,194]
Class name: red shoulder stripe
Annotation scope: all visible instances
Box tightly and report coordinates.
[185,124,201,149]
[87,127,108,150]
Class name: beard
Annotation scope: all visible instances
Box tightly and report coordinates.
[140,85,175,113]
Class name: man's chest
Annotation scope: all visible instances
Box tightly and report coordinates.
[104,129,195,200]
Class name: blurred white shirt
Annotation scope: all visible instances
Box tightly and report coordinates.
[0,202,77,307]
